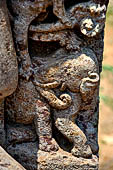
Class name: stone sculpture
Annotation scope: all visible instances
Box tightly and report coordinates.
[0,0,109,169]
[0,0,18,146]
[7,0,71,80]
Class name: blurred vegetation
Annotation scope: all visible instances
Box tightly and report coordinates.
[107,6,113,17]
[100,65,113,110]
[102,65,113,73]
[106,1,113,25]
[100,95,113,110]
[99,1,113,169]
[100,2,113,110]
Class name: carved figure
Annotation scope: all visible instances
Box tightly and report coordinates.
[32,48,99,157]
[30,1,106,37]
[7,1,106,80]
[29,1,106,52]
[32,49,99,99]
[0,0,109,169]
[7,0,70,79]
[6,47,99,158]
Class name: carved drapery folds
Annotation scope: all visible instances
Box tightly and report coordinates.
[0,0,109,169]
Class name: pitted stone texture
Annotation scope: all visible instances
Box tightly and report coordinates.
[7,143,98,170]
[6,124,37,144]
[0,146,25,170]
[0,0,17,147]
[0,0,18,99]
[38,149,98,170]
[7,0,70,80]
[30,1,107,38]
[7,142,38,170]
[5,48,99,158]
[4,0,109,169]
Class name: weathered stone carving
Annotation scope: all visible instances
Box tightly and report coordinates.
[31,48,99,157]
[0,0,18,146]
[30,1,106,36]
[7,0,71,80]
[0,0,109,169]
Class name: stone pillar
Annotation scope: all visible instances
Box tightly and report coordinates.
[0,0,18,146]
[0,99,5,146]
[0,0,109,169]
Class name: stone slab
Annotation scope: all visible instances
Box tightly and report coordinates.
[38,149,99,170]
[7,142,98,170]
[0,146,26,170]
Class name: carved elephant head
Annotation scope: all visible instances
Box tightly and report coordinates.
[33,48,99,109]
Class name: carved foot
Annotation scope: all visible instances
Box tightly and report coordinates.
[71,144,92,158]
[61,17,72,27]
[19,66,33,80]
[39,137,59,152]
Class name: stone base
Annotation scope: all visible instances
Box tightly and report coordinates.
[0,146,25,170]
[7,142,98,170]
[7,142,38,170]
[38,149,99,170]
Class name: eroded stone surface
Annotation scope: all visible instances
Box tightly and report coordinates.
[7,142,98,170]
[7,142,38,170]
[38,149,99,170]
[0,0,109,169]
[0,0,18,99]
[0,0,18,146]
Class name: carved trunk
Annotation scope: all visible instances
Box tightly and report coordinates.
[0,0,109,169]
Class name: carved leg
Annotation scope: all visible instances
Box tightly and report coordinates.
[53,0,71,26]
[13,19,32,80]
[34,100,59,152]
[0,99,5,146]
[55,118,92,158]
